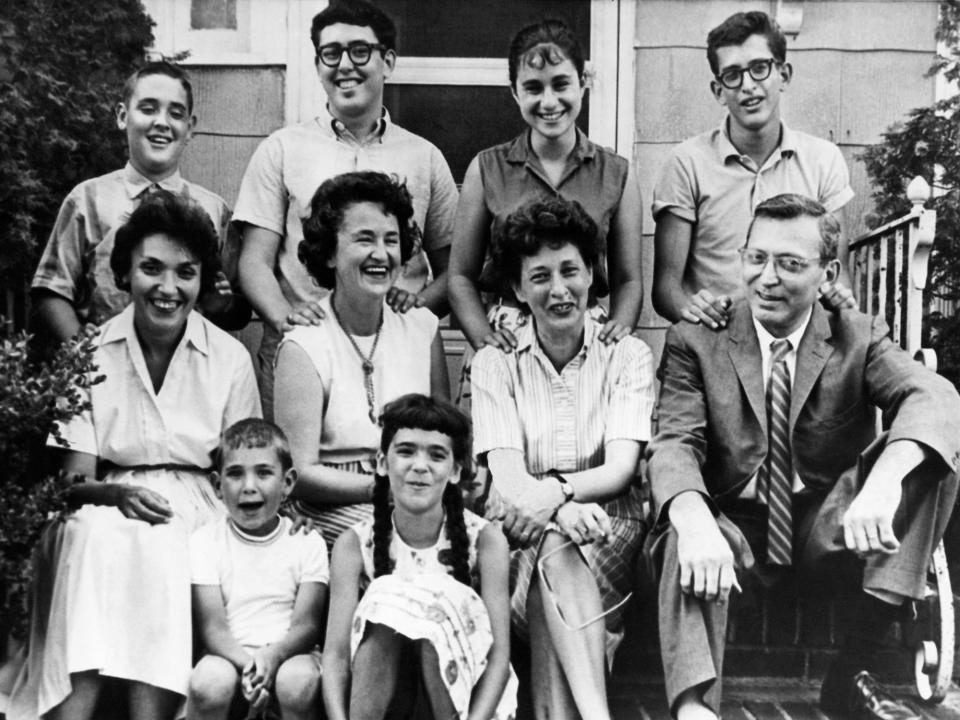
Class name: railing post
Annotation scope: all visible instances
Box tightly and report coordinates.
[905,176,936,357]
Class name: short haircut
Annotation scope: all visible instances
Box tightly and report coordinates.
[299,171,420,289]
[495,196,600,288]
[706,11,787,76]
[121,61,194,115]
[111,190,221,293]
[508,18,585,86]
[310,0,397,56]
[747,193,841,260]
[379,394,474,480]
[214,418,293,473]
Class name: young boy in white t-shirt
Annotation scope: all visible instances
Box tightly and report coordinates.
[187,419,328,720]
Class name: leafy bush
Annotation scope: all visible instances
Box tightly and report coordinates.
[0,329,103,638]
[860,0,960,386]
[0,0,154,292]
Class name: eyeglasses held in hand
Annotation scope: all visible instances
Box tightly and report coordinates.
[739,248,823,275]
[537,540,633,631]
[715,58,779,89]
[317,41,387,67]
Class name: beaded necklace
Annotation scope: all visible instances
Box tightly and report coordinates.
[331,294,384,423]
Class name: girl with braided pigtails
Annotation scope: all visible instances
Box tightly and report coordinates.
[322,394,516,720]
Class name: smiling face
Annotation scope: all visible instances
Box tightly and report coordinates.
[127,233,201,336]
[512,46,584,144]
[377,428,461,516]
[316,23,394,123]
[215,445,295,536]
[117,73,195,182]
[743,215,839,337]
[328,201,402,298]
[711,34,790,135]
[513,241,592,337]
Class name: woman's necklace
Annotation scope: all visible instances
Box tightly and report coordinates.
[331,295,384,423]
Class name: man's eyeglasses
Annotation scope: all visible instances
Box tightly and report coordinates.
[715,58,779,90]
[739,248,823,275]
[316,41,387,68]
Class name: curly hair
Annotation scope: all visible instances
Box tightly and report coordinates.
[508,18,585,87]
[213,418,292,474]
[372,394,475,587]
[706,11,787,76]
[310,0,397,56]
[495,196,600,292]
[110,189,221,294]
[298,171,420,290]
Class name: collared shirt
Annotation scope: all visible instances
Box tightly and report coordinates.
[232,105,458,305]
[53,305,260,466]
[739,308,813,499]
[471,318,654,518]
[31,163,231,326]
[475,129,630,300]
[652,121,854,300]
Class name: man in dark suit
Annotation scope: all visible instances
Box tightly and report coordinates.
[647,193,960,720]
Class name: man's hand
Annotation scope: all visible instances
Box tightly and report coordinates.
[819,281,858,312]
[500,480,564,547]
[842,475,902,557]
[679,291,732,330]
[213,271,233,297]
[481,328,518,353]
[597,320,631,345]
[555,502,612,545]
[385,287,425,314]
[111,485,173,524]
[669,492,739,603]
[280,300,326,332]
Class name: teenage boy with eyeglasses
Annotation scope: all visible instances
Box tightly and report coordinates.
[233,0,457,419]
[651,11,854,330]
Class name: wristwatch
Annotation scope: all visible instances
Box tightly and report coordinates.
[548,469,575,503]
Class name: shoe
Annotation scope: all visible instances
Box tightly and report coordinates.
[820,670,920,720]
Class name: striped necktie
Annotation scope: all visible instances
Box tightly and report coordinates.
[764,338,793,565]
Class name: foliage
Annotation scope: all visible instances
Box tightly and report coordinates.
[0,328,103,638]
[0,0,154,290]
[860,0,960,386]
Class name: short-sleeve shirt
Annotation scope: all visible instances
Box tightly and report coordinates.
[190,516,329,648]
[651,121,854,299]
[53,304,261,466]
[278,295,438,466]
[471,318,654,519]
[31,163,231,326]
[476,129,629,299]
[232,106,458,306]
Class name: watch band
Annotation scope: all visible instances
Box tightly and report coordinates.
[548,469,575,503]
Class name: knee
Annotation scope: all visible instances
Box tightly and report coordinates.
[188,655,238,712]
[275,655,321,713]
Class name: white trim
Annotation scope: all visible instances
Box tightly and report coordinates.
[616,0,637,157]
[589,0,619,151]
[288,0,326,124]
[389,58,507,86]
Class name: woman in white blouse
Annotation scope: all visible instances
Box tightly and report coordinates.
[9,192,260,720]
[470,197,654,720]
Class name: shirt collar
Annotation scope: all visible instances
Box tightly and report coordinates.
[752,305,812,352]
[505,127,596,165]
[716,120,796,164]
[102,304,209,356]
[515,314,597,361]
[317,103,390,142]
[122,162,184,200]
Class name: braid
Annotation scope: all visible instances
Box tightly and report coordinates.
[371,473,394,578]
[441,484,472,587]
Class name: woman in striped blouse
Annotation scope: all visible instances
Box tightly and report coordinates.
[470,196,655,720]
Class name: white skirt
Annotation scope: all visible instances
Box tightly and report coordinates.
[7,468,223,720]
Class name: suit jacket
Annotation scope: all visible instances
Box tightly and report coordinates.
[647,299,960,523]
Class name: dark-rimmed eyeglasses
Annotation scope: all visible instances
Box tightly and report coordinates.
[739,248,823,275]
[715,58,779,90]
[316,41,387,68]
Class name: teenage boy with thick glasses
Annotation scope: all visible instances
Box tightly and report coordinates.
[233,0,457,419]
[651,11,854,330]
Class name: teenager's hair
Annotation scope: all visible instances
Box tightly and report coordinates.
[371,394,474,587]
[299,171,420,289]
[495,196,599,288]
[310,0,397,56]
[508,18,585,86]
[213,418,293,473]
[110,190,221,293]
[747,193,841,260]
[706,11,787,76]
[121,61,194,114]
